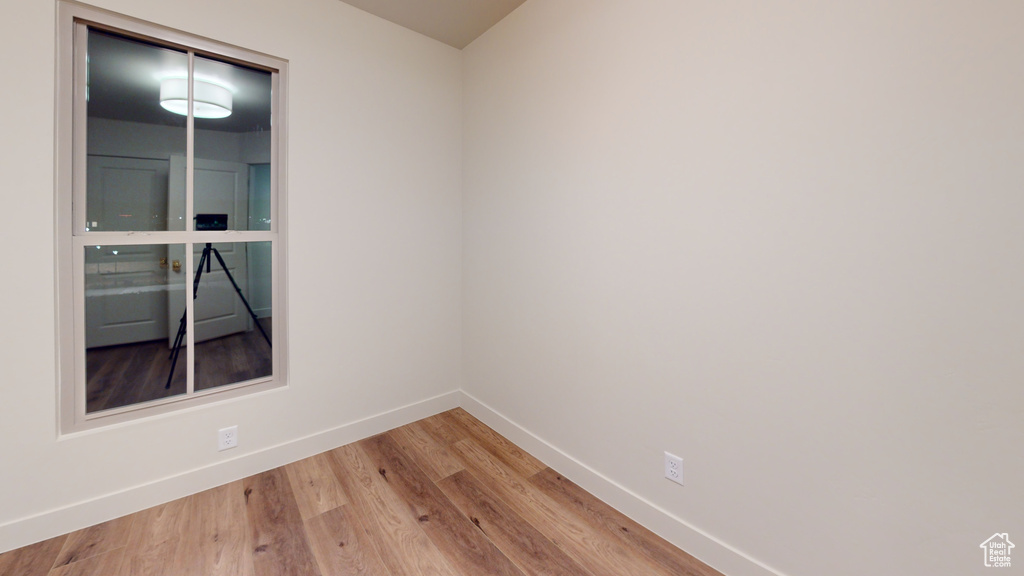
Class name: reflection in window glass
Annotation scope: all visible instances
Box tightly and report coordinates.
[86,30,186,232]
[192,241,272,391]
[59,5,287,432]
[85,244,187,413]
[194,56,273,231]
[249,164,272,230]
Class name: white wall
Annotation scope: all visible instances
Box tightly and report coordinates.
[0,0,461,551]
[6,1,1022,572]
[463,2,1024,576]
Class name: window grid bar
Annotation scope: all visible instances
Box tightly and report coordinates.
[185,51,196,397]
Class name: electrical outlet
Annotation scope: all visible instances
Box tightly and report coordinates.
[664,451,683,485]
[218,426,238,451]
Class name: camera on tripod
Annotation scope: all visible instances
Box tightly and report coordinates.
[165,215,271,388]
[195,213,228,231]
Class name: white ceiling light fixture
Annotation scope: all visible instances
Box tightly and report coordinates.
[159,77,232,119]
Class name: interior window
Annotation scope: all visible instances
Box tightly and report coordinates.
[57,4,288,431]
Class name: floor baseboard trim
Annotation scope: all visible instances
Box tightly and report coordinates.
[0,390,461,555]
[458,391,788,576]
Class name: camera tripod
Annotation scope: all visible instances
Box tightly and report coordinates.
[165,243,272,389]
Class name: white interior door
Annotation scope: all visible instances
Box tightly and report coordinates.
[167,156,250,344]
[84,156,169,348]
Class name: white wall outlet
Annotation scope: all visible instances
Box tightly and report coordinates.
[218,426,238,451]
[664,451,683,485]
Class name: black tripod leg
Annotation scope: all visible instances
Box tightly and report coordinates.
[166,246,211,388]
[168,311,186,360]
[210,247,272,348]
[193,247,209,298]
[165,311,186,389]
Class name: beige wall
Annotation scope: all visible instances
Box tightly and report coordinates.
[0,0,462,550]
[463,1,1024,575]
[5,0,1023,573]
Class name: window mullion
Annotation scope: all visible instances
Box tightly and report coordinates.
[186,51,195,233]
[184,241,195,396]
[185,51,196,396]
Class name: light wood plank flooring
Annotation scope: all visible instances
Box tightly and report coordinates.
[0,409,724,576]
[86,318,272,414]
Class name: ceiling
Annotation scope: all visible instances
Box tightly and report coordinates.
[87,2,526,132]
[337,0,528,49]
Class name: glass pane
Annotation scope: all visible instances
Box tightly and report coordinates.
[193,241,272,391]
[194,56,273,231]
[85,244,187,413]
[250,164,272,230]
[86,29,187,232]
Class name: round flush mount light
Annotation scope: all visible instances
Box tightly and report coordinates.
[159,78,232,119]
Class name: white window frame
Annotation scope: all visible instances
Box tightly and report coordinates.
[55,1,289,433]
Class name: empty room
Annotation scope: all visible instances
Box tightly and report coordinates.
[0,1,1020,575]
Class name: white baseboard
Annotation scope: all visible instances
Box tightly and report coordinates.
[4,387,787,576]
[458,391,788,576]
[0,390,461,555]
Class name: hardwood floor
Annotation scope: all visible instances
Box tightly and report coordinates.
[86,318,272,414]
[0,409,725,576]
